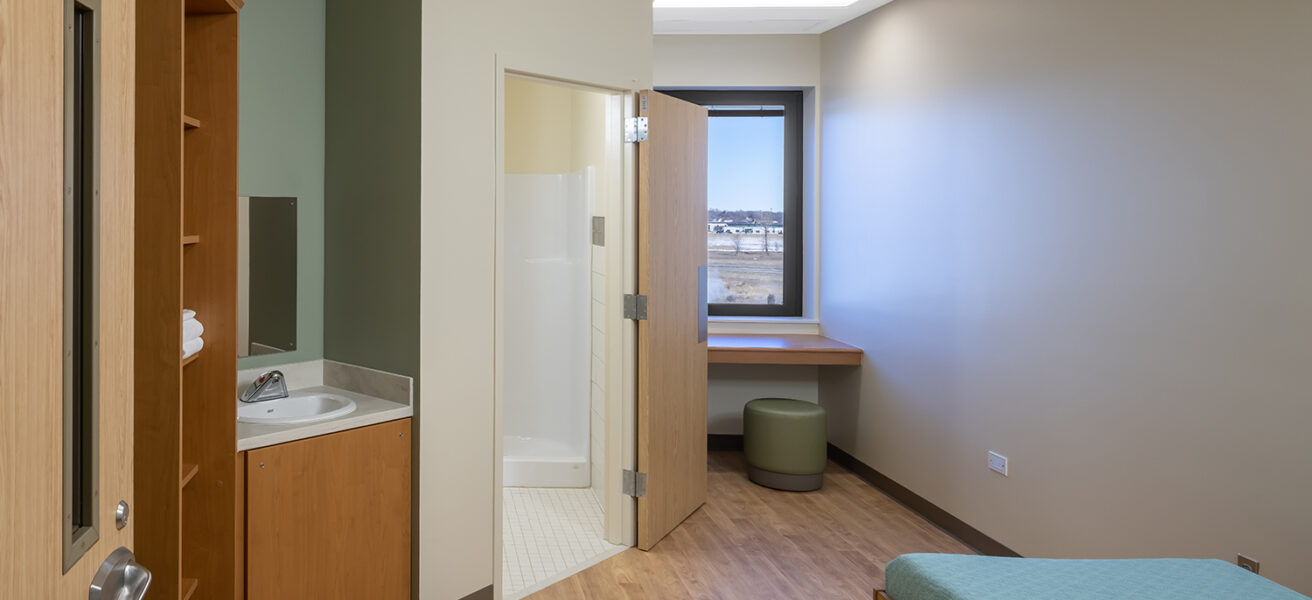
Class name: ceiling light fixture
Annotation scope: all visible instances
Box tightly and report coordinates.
[653,0,859,7]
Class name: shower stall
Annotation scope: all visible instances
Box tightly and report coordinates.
[502,169,593,488]
[500,74,614,489]
[498,73,627,599]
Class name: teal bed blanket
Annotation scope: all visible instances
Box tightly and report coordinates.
[885,554,1310,600]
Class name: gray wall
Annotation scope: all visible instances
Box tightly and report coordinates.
[238,0,325,369]
[323,0,421,383]
[819,0,1312,593]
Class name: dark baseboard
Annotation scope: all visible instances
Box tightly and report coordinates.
[707,433,744,451]
[826,443,1020,558]
[459,584,494,600]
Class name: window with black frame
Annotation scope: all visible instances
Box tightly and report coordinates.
[663,89,803,317]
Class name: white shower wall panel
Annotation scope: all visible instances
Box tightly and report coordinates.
[503,171,592,488]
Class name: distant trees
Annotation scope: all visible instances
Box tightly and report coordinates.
[707,209,783,226]
[730,233,744,255]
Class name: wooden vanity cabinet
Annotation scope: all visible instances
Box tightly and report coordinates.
[242,418,412,599]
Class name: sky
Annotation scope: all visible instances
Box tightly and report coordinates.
[707,115,784,212]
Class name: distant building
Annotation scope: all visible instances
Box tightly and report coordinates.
[707,222,783,234]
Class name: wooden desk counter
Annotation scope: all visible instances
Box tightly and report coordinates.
[707,334,863,366]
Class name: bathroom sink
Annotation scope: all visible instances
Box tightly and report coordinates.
[237,392,357,425]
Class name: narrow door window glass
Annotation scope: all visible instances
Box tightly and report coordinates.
[64,0,101,572]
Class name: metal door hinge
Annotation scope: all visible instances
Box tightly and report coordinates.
[623,294,648,320]
[623,469,647,498]
[592,216,605,247]
[624,117,649,143]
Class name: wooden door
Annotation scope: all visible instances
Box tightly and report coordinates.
[245,419,412,599]
[635,91,709,551]
[0,0,139,597]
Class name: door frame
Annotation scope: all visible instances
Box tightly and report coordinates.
[491,59,639,598]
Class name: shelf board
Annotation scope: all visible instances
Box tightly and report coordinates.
[182,234,200,246]
[185,0,242,14]
[182,350,201,368]
[181,578,199,600]
[181,463,199,489]
[183,115,201,130]
[708,334,864,366]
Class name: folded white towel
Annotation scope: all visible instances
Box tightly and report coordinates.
[182,337,204,359]
[182,309,196,321]
[183,318,204,343]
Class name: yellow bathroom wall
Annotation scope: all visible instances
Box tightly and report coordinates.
[504,76,610,177]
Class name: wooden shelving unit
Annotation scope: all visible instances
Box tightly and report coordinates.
[135,0,239,598]
[185,0,243,14]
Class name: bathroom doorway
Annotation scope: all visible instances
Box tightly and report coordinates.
[495,72,634,599]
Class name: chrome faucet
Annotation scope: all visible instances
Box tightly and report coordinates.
[240,370,288,403]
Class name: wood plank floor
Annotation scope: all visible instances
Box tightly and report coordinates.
[529,451,973,600]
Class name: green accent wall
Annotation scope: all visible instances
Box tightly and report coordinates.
[238,0,326,369]
[323,0,421,384]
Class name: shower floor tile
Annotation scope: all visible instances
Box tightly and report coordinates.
[503,488,625,599]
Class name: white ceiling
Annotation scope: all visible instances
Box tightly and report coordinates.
[654,0,895,35]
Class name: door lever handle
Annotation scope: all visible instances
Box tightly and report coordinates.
[89,546,151,600]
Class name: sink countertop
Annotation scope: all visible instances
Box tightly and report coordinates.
[237,385,412,451]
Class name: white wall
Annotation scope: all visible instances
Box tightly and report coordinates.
[420,3,651,598]
[655,34,825,432]
[708,365,819,434]
[820,0,1312,593]
[654,34,819,88]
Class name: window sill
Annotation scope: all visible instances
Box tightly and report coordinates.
[708,316,820,335]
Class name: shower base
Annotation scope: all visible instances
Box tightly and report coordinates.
[504,435,590,488]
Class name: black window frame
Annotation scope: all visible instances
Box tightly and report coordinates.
[662,89,804,318]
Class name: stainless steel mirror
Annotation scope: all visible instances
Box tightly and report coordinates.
[238,196,297,357]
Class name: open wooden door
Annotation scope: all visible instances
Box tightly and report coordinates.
[1,0,140,597]
[635,90,709,551]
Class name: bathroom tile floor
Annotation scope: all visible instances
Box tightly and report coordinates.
[503,487,625,599]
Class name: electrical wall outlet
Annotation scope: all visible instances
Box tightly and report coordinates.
[988,451,1008,476]
[1238,554,1260,574]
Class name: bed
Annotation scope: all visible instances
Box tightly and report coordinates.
[874,554,1310,600]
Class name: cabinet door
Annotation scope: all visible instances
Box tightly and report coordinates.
[246,419,411,599]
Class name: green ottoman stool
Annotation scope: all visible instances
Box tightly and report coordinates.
[743,398,827,491]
